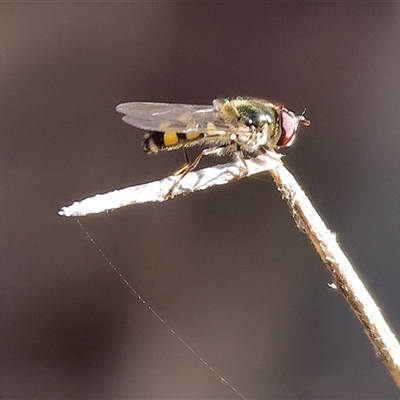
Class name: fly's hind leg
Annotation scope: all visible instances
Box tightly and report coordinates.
[172,148,191,176]
[166,144,236,199]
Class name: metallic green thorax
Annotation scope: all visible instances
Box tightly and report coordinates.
[214,97,281,150]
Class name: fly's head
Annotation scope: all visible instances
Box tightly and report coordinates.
[214,97,310,152]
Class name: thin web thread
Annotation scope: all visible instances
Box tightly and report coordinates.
[76,219,247,400]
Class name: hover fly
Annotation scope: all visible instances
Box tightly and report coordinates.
[116,97,310,185]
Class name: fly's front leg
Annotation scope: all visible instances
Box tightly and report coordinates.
[263,145,283,161]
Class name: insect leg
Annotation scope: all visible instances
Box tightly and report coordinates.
[261,145,283,161]
[173,148,191,176]
[166,144,235,199]
[232,149,249,179]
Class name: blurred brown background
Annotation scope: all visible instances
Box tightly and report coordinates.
[1,3,400,399]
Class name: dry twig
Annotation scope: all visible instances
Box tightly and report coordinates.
[58,152,281,217]
[59,152,400,389]
[268,164,400,389]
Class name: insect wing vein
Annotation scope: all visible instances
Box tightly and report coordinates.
[116,102,230,134]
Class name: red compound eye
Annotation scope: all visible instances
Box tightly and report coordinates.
[277,108,298,147]
[276,107,310,147]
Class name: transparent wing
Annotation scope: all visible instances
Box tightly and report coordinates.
[116,102,231,133]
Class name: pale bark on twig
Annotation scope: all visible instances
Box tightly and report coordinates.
[269,164,400,390]
[59,153,400,390]
[58,152,281,217]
